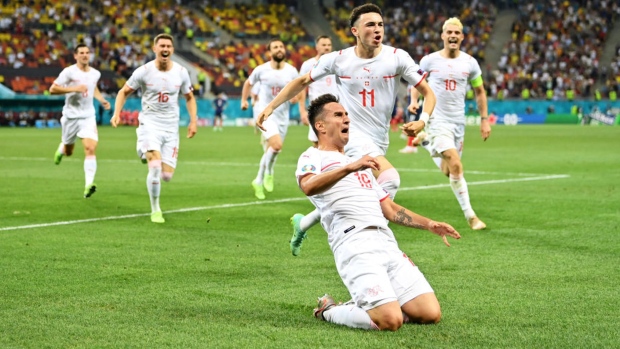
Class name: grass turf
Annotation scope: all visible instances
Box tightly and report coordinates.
[0,124,619,348]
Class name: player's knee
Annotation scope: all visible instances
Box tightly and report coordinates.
[377,168,400,200]
[83,145,96,155]
[449,161,463,176]
[161,172,173,182]
[374,312,404,331]
[148,160,162,169]
[418,308,442,324]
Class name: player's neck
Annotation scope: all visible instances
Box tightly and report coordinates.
[76,63,90,72]
[355,43,381,59]
[156,60,173,71]
[317,143,343,153]
[270,60,284,70]
[441,49,460,59]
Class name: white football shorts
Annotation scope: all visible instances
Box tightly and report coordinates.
[136,125,179,168]
[427,121,465,158]
[334,227,434,311]
[60,116,98,144]
[344,136,387,160]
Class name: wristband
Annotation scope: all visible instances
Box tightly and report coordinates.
[419,112,430,125]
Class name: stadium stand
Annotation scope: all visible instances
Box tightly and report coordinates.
[487,0,618,99]
[1,0,619,103]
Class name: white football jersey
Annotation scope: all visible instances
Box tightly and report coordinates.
[295,147,391,252]
[310,45,426,149]
[299,57,338,102]
[419,51,482,124]
[249,62,299,124]
[126,61,193,131]
[54,65,101,119]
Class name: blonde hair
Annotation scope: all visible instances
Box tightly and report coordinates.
[442,17,463,32]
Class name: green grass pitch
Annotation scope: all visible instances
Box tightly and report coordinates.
[1,124,619,348]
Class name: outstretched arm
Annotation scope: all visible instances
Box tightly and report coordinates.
[380,198,461,247]
[298,155,380,196]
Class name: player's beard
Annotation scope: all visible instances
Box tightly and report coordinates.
[272,52,285,63]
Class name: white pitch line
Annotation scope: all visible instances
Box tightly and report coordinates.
[0,174,569,232]
[1,156,553,176]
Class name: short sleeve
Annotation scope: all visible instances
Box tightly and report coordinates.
[370,173,390,201]
[53,68,71,86]
[295,149,321,185]
[248,65,262,86]
[299,60,313,75]
[309,51,336,82]
[399,49,427,87]
[469,57,482,82]
[126,66,144,90]
[180,68,193,95]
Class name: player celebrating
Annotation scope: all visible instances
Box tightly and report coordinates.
[111,33,198,223]
[412,17,492,230]
[255,4,436,255]
[240,38,300,200]
[50,43,110,198]
[289,35,340,249]
[298,35,339,146]
[297,93,460,330]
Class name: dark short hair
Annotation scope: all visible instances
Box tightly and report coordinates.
[308,93,340,136]
[153,33,174,46]
[315,35,331,43]
[266,38,284,51]
[349,3,382,28]
[74,43,89,54]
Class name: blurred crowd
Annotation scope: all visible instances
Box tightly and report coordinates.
[0,0,618,100]
[487,0,619,100]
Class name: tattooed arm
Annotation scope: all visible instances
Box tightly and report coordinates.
[380,198,461,247]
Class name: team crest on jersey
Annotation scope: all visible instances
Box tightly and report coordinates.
[417,69,425,76]
[301,164,316,172]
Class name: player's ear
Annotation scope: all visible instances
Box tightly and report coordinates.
[351,26,358,38]
[315,120,325,133]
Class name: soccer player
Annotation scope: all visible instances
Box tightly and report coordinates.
[110,33,198,223]
[212,92,227,131]
[289,35,340,247]
[255,4,436,255]
[240,38,300,200]
[50,43,110,198]
[297,94,460,331]
[298,35,339,146]
[411,17,491,230]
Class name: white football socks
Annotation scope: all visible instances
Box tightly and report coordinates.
[300,209,321,232]
[265,147,279,175]
[147,161,162,213]
[84,156,96,186]
[450,173,475,219]
[323,304,379,330]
